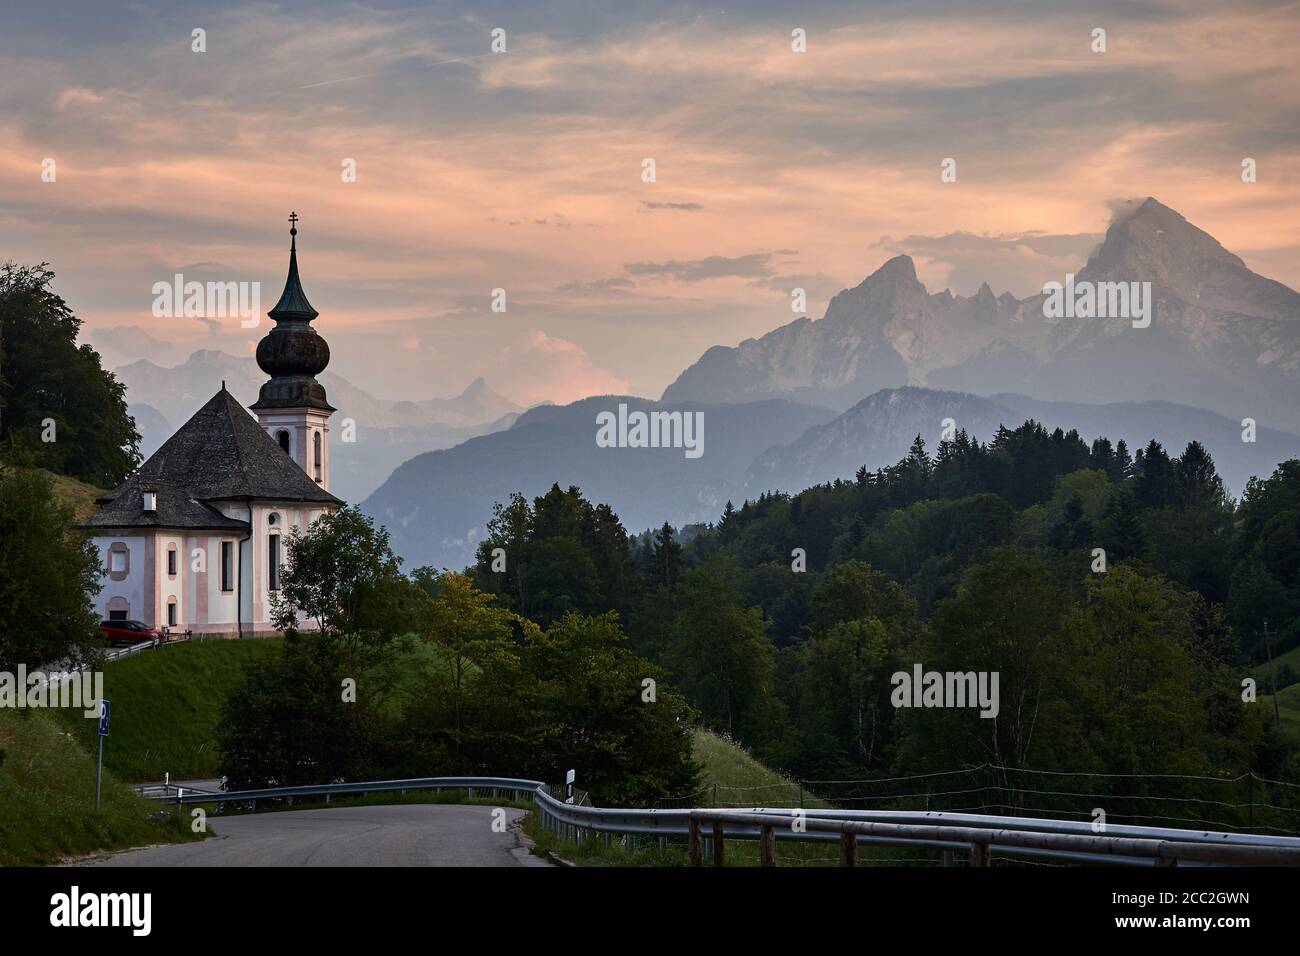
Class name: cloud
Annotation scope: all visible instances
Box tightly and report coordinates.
[3,0,1299,405]
[625,253,775,282]
[496,330,630,406]
[556,277,636,297]
[752,272,848,310]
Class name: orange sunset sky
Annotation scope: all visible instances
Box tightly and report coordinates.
[2,0,1298,405]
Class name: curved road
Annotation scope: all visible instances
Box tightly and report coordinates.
[92,805,551,867]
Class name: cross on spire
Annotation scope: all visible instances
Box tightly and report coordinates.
[288,211,299,251]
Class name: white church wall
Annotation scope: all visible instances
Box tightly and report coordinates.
[91,535,145,622]
[199,530,243,628]
[159,533,184,631]
[256,409,332,491]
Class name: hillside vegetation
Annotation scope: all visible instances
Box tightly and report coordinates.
[54,638,282,782]
[0,708,196,865]
[680,729,829,809]
[43,467,104,521]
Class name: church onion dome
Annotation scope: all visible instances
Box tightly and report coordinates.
[250,213,335,413]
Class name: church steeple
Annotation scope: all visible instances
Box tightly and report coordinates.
[267,212,319,321]
[250,212,333,413]
[251,213,335,490]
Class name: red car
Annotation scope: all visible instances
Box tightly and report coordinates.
[101,619,165,646]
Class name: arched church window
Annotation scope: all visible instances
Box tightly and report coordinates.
[313,431,322,482]
[277,429,291,454]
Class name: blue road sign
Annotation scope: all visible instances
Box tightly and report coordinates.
[98,699,110,736]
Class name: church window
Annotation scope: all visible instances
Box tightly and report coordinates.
[277,429,291,454]
[221,541,234,591]
[269,534,281,591]
[167,547,177,575]
[167,599,177,627]
[313,431,322,482]
[108,542,130,581]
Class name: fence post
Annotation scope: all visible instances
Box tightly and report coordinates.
[689,818,703,866]
[941,849,954,867]
[839,832,858,867]
[970,841,991,867]
[712,822,725,867]
[760,825,776,867]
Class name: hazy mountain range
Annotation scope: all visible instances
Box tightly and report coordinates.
[361,384,1300,570]
[106,198,1300,568]
[113,350,522,502]
[743,386,1300,498]
[362,396,835,570]
[359,198,1300,568]
[664,199,1300,430]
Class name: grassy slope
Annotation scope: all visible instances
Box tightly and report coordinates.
[0,468,200,865]
[524,729,849,866]
[0,708,197,865]
[1263,682,1300,741]
[690,729,830,809]
[1251,643,1300,693]
[42,467,104,521]
[53,638,282,782]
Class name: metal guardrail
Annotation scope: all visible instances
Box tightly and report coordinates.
[105,638,162,663]
[146,776,545,809]
[529,785,1300,867]
[105,632,195,663]
[139,774,1300,866]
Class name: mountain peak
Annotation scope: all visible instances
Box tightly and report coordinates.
[460,376,488,397]
[872,254,918,283]
[1087,197,1245,279]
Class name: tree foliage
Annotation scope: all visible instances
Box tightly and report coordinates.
[0,464,102,671]
[0,262,139,486]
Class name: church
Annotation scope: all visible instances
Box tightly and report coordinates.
[82,216,341,637]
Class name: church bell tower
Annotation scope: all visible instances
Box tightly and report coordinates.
[250,213,335,490]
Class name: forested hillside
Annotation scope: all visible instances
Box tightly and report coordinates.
[468,421,1300,807]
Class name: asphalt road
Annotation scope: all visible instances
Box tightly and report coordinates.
[92,804,551,867]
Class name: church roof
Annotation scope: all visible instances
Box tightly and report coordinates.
[81,477,251,531]
[95,387,342,512]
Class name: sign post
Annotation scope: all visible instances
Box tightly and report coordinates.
[95,699,110,810]
[565,769,576,805]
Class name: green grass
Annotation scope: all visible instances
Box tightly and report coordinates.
[1252,643,1300,693]
[40,467,104,522]
[0,707,199,866]
[51,635,451,783]
[520,811,688,866]
[688,729,831,809]
[1263,682,1300,741]
[52,637,283,782]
